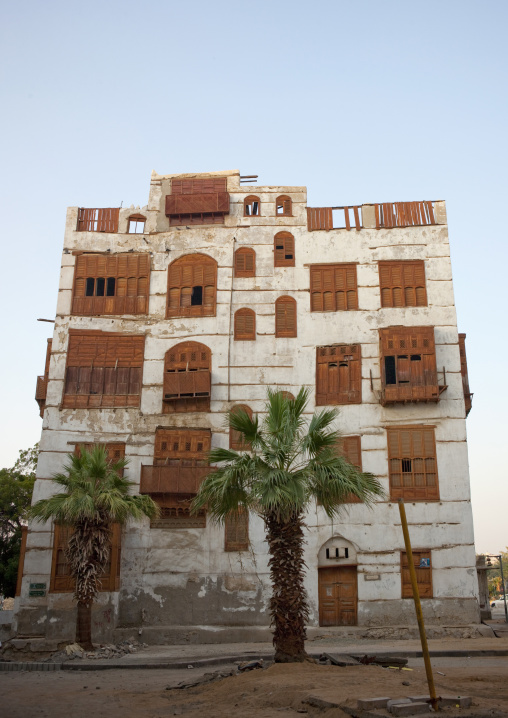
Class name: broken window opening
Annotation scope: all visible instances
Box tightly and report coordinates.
[128,218,146,234]
[191,286,203,306]
[385,356,396,385]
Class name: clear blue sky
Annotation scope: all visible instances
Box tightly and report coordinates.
[1,0,506,553]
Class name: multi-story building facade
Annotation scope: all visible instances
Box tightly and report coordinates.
[17,169,478,643]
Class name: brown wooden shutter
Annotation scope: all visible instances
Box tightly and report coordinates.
[336,436,362,503]
[63,331,144,409]
[166,177,229,225]
[230,405,253,450]
[380,326,438,405]
[234,308,256,340]
[387,426,439,501]
[310,264,358,312]
[276,195,292,216]
[163,341,211,413]
[166,254,217,318]
[275,296,297,338]
[401,550,433,598]
[379,261,427,308]
[225,510,249,551]
[50,523,121,593]
[316,345,362,405]
[274,232,295,267]
[77,208,119,233]
[234,248,256,278]
[306,207,333,231]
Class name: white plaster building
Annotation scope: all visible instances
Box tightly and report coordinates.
[16,169,478,644]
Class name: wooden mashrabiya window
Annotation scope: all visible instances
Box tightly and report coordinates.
[225,509,249,551]
[379,260,427,308]
[380,326,440,405]
[316,344,362,405]
[234,308,256,341]
[234,247,256,278]
[165,177,230,226]
[387,426,439,501]
[310,264,358,312]
[72,253,150,316]
[141,428,211,529]
[163,341,211,413]
[62,330,145,409]
[275,296,297,338]
[167,253,217,318]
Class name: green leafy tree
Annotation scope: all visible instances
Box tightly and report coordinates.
[0,445,38,597]
[29,446,159,649]
[192,388,384,662]
[486,551,508,597]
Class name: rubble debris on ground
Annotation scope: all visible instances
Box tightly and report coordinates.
[358,654,408,668]
[170,669,237,690]
[318,653,360,666]
[46,638,148,662]
[237,659,264,672]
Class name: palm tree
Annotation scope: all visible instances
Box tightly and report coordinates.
[192,388,384,663]
[29,446,159,650]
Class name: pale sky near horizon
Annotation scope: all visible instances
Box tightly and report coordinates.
[1,0,506,554]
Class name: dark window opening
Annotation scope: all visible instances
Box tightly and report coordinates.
[402,458,412,472]
[276,244,284,250]
[411,354,421,361]
[385,356,396,385]
[85,278,95,296]
[191,286,203,306]
[95,277,105,296]
[344,548,349,558]
[252,201,259,215]
[106,277,115,296]
[285,252,293,259]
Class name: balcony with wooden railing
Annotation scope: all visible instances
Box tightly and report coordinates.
[139,464,211,495]
[307,200,439,232]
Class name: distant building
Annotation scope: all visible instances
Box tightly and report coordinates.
[17,169,477,643]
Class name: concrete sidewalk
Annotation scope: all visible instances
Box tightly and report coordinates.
[41,633,508,671]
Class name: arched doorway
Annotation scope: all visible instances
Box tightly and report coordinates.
[318,536,358,626]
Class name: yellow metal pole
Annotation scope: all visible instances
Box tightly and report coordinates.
[398,498,439,712]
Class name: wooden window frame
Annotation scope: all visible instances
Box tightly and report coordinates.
[387,426,439,501]
[244,195,260,217]
[77,208,119,233]
[62,330,145,409]
[275,195,292,217]
[316,344,362,406]
[275,296,297,338]
[401,550,433,598]
[166,177,229,227]
[379,326,440,405]
[166,253,217,318]
[50,523,121,593]
[71,252,150,316]
[73,443,125,476]
[379,260,427,308]
[229,405,253,450]
[127,214,146,234]
[274,232,295,268]
[310,263,358,312]
[163,341,211,413]
[234,308,256,341]
[225,510,249,551]
[35,338,52,418]
[143,428,210,529]
[334,435,363,504]
[234,247,256,278]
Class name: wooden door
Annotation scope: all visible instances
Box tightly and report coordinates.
[318,566,358,626]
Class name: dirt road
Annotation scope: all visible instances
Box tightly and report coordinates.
[2,656,508,718]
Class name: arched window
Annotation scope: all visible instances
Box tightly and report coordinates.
[276,195,292,217]
[234,308,256,341]
[244,195,260,217]
[275,296,297,338]
[167,254,217,318]
[229,405,253,450]
[274,232,295,267]
[234,247,256,278]
[163,341,211,413]
[277,390,295,400]
[128,214,146,234]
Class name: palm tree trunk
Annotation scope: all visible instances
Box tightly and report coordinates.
[76,600,93,650]
[265,511,310,662]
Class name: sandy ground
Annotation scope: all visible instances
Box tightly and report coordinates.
[2,656,508,718]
